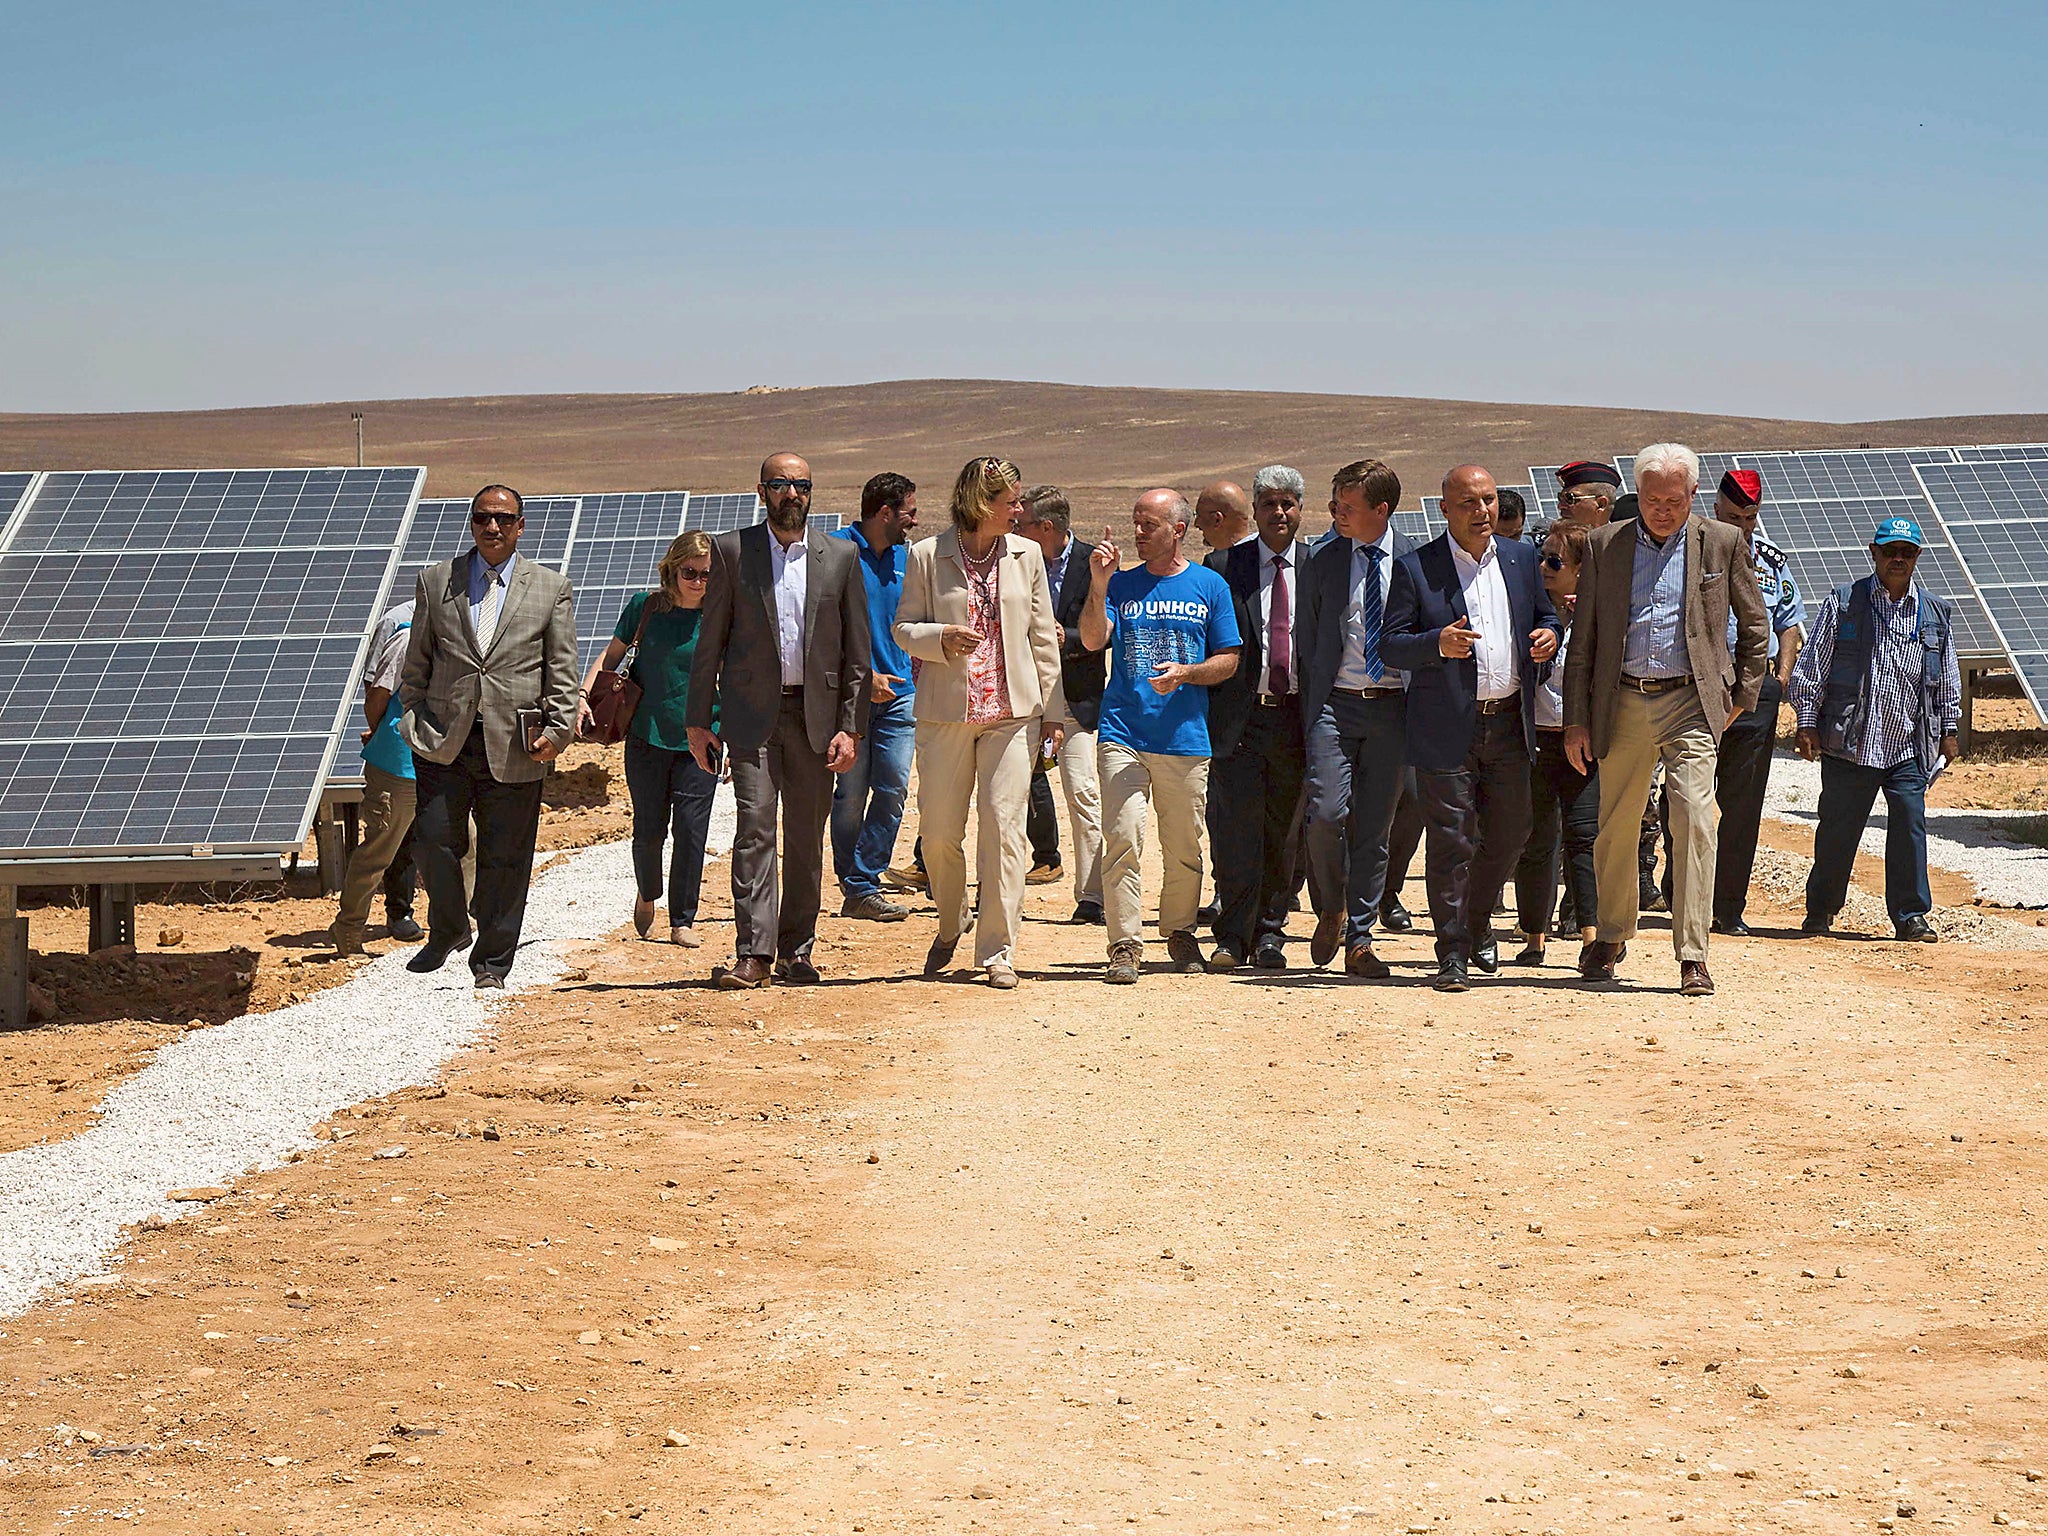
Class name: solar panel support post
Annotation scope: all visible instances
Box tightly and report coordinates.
[88,882,136,953]
[0,887,26,1031]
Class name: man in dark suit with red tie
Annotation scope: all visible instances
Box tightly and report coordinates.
[1203,465,1312,970]
[1382,465,1562,992]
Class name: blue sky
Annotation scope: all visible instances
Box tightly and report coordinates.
[4,1,2044,419]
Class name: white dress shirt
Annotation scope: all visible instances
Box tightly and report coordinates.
[769,531,808,687]
[1334,525,1402,690]
[1448,536,1518,700]
[1255,539,1303,693]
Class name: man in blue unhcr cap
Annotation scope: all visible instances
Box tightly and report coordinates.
[1787,516,1961,942]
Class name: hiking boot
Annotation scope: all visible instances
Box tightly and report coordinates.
[842,892,909,922]
[1105,941,1141,985]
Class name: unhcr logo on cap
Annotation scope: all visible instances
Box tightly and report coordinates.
[1873,515,1924,547]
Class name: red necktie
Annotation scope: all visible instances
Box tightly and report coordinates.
[1267,552,1291,695]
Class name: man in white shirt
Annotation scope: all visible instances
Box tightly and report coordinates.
[1381,466,1561,992]
[1202,465,1312,969]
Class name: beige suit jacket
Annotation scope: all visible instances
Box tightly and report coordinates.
[399,550,580,783]
[1563,513,1769,758]
[894,529,1068,726]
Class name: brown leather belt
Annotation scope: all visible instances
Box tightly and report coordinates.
[1332,685,1404,699]
[781,684,805,696]
[1619,673,1694,695]
[1252,692,1296,708]
[1474,694,1521,715]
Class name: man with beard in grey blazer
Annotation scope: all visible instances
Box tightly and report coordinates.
[689,453,872,989]
[400,484,579,988]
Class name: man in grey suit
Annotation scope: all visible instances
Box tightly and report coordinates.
[1297,459,1419,980]
[400,484,579,988]
[689,453,871,989]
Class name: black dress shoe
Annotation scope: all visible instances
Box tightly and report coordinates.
[406,935,470,973]
[1511,942,1546,966]
[1431,957,1469,992]
[1253,938,1287,971]
[1379,901,1415,935]
[386,913,424,942]
[1071,901,1105,925]
[1205,940,1244,973]
[1197,901,1221,927]
[1471,937,1499,975]
[473,971,506,990]
[1799,911,1833,936]
[1895,915,1939,943]
[1309,911,1345,968]
[774,955,822,984]
[1710,917,1752,937]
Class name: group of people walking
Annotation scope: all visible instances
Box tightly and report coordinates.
[328,443,1964,995]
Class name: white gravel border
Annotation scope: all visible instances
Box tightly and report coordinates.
[1764,752,2048,909]
[0,786,735,1317]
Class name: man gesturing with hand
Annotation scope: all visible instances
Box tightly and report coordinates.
[1080,489,1240,984]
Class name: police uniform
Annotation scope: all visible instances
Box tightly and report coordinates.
[1703,534,1802,926]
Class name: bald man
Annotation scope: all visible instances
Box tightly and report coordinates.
[1381,466,1560,991]
[1194,481,1255,554]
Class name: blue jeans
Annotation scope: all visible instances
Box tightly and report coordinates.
[1805,753,1931,928]
[832,692,916,898]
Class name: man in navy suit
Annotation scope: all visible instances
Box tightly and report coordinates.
[1204,465,1312,970]
[1382,465,1562,992]
[1298,459,1420,979]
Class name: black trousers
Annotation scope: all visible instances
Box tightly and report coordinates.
[1027,760,1061,868]
[1515,729,1600,937]
[1210,702,1308,951]
[1712,677,1782,923]
[1383,772,1423,912]
[412,726,544,980]
[382,819,417,921]
[1416,705,1534,962]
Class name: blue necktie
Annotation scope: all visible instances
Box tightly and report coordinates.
[1362,545,1384,681]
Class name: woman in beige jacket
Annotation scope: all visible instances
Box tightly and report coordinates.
[894,456,1068,987]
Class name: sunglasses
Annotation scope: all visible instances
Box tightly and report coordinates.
[1540,553,1574,571]
[471,510,522,526]
[763,477,813,494]
[678,567,711,582]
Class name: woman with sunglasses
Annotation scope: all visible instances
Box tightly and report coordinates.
[1511,520,1600,964]
[577,530,720,946]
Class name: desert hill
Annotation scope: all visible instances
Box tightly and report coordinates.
[3,379,2045,521]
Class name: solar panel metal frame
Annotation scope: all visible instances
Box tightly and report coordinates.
[1913,458,2048,718]
[0,467,425,871]
[1958,444,2048,462]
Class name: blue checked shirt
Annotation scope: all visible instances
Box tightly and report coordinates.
[1791,581,1962,769]
[1622,523,1691,677]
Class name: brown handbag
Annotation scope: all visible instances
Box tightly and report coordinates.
[581,599,651,744]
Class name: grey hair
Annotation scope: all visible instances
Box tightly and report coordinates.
[1634,442,1702,489]
[1022,484,1071,533]
[1251,464,1307,500]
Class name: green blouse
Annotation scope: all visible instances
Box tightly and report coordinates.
[613,592,703,751]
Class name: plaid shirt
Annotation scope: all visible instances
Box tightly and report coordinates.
[1791,580,1961,769]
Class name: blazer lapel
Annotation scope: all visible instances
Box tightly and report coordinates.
[1426,536,1467,623]
[800,524,829,660]
[1684,515,1707,636]
[452,550,485,662]
[741,523,776,638]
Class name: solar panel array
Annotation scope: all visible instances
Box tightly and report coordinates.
[567,493,694,670]
[1405,487,1540,544]
[388,495,581,606]
[1957,443,2048,462]
[0,468,422,861]
[1915,459,2048,717]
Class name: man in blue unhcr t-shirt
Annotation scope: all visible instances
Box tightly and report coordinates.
[1079,488,1241,984]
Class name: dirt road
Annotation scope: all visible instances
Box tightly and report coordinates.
[3,842,2046,1533]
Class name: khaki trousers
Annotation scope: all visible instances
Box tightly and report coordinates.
[1056,725,1105,907]
[335,765,416,938]
[1098,741,1209,956]
[1593,687,1719,962]
[916,716,1036,969]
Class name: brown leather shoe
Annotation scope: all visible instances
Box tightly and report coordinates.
[717,955,773,990]
[1309,911,1345,968]
[1578,939,1625,982]
[1345,943,1391,979]
[1678,959,1714,997]
[924,934,959,977]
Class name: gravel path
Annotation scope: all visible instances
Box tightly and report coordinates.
[1764,751,2048,908]
[0,787,735,1316]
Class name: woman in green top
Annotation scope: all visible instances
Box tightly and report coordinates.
[577,530,719,947]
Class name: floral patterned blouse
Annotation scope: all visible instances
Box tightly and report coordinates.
[961,540,1013,723]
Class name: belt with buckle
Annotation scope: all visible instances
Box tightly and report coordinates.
[1333,685,1404,699]
[1252,692,1296,708]
[1474,694,1521,715]
[781,684,805,696]
[1619,673,1693,695]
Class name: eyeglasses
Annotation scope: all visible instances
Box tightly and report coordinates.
[471,511,522,527]
[678,567,711,582]
[1540,554,1572,571]
[763,478,813,494]
[1560,491,1610,507]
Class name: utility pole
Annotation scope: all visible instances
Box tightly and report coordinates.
[351,411,364,468]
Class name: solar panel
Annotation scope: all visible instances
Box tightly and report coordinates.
[1957,444,2048,461]
[0,468,421,861]
[0,473,37,528]
[1390,507,1434,542]
[1914,460,2048,716]
[387,494,580,603]
[566,493,694,672]
[683,493,763,533]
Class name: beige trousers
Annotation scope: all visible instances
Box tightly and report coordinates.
[916,716,1036,969]
[1593,687,1719,962]
[1056,725,1105,907]
[334,765,416,938]
[1098,741,1210,955]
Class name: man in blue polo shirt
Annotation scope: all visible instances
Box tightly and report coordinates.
[832,472,920,921]
[1080,488,1241,984]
